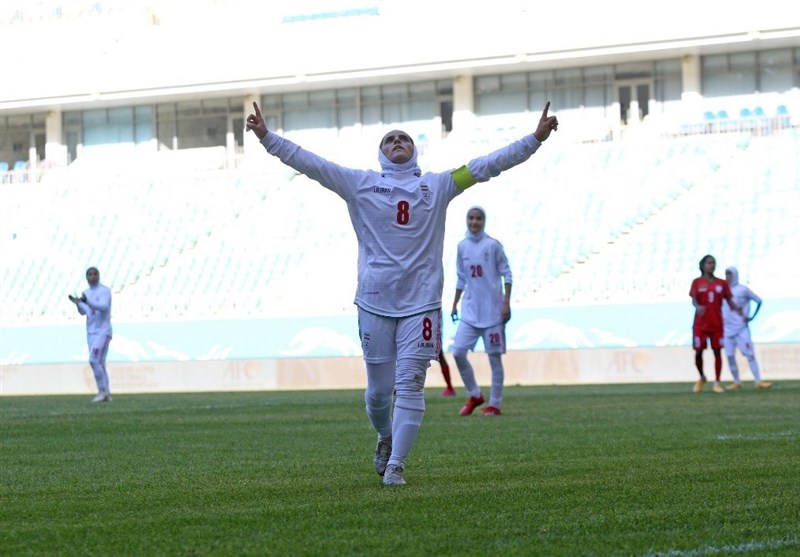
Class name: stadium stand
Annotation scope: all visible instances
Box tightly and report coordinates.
[1,3,797,332]
[2,124,797,325]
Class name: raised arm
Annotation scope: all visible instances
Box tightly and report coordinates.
[452,101,559,191]
[246,101,363,198]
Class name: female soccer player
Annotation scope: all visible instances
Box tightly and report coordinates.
[68,267,113,402]
[723,266,772,389]
[246,101,558,485]
[450,207,512,417]
[689,255,738,393]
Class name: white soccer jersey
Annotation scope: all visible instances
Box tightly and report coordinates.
[456,235,512,328]
[77,283,113,338]
[261,133,540,318]
[723,283,761,337]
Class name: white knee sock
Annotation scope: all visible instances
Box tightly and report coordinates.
[389,358,428,468]
[747,355,761,383]
[365,361,395,439]
[488,353,505,408]
[90,361,109,393]
[453,348,480,397]
[727,355,741,383]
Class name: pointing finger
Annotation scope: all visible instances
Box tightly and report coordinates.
[541,101,550,120]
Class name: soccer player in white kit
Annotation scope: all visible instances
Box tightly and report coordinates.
[246,101,558,485]
[450,207,512,416]
[722,266,772,390]
[68,267,113,402]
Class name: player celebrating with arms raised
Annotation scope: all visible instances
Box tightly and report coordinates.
[246,101,558,485]
[689,255,738,394]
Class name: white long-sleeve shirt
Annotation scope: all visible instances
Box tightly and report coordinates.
[456,235,512,328]
[76,283,112,338]
[722,268,761,337]
[261,132,541,317]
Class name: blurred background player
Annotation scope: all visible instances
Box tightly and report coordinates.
[689,255,738,394]
[246,101,558,485]
[450,207,512,416]
[68,267,113,403]
[438,352,456,397]
[723,266,772,390]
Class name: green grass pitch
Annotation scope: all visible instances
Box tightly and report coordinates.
[1,381,798,556]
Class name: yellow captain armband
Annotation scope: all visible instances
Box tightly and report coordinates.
[451,165,477,191]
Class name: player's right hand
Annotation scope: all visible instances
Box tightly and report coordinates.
[534,101,559,143]
[246,102,268,140]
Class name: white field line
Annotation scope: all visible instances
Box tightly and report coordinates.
[642,537,799,557]
[714,431,797,441]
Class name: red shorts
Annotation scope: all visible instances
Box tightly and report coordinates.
[693,328,723,350]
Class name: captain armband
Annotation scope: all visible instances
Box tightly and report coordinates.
[451,165,477,191]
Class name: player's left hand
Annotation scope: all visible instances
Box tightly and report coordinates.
[502,301,511,323]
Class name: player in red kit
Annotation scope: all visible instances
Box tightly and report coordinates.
[438,351,456,397]
[689,254,739,393]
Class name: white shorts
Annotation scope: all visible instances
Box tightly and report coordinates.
[87,333,111,364]
[724,328,755,358]
[358,308,440,364]
[452,321,506,355]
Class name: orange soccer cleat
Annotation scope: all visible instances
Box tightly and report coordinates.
[693,378,707,393]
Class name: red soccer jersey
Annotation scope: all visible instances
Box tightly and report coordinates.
[689,277,731,331]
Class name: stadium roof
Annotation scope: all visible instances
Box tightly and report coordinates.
[1,0,798,112]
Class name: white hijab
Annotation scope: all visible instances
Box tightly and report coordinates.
[377,133,421,178]
[465,206,487,242]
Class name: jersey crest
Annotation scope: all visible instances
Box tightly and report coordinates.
[419,181,431,203]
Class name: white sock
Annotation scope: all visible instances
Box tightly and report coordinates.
[727,356,741,383]
[365,361,395,439]
[90,362,109,394]
[488,353,505,408]
[453,349,481,397]
[747,356,762,383]
[389,358,428,468]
